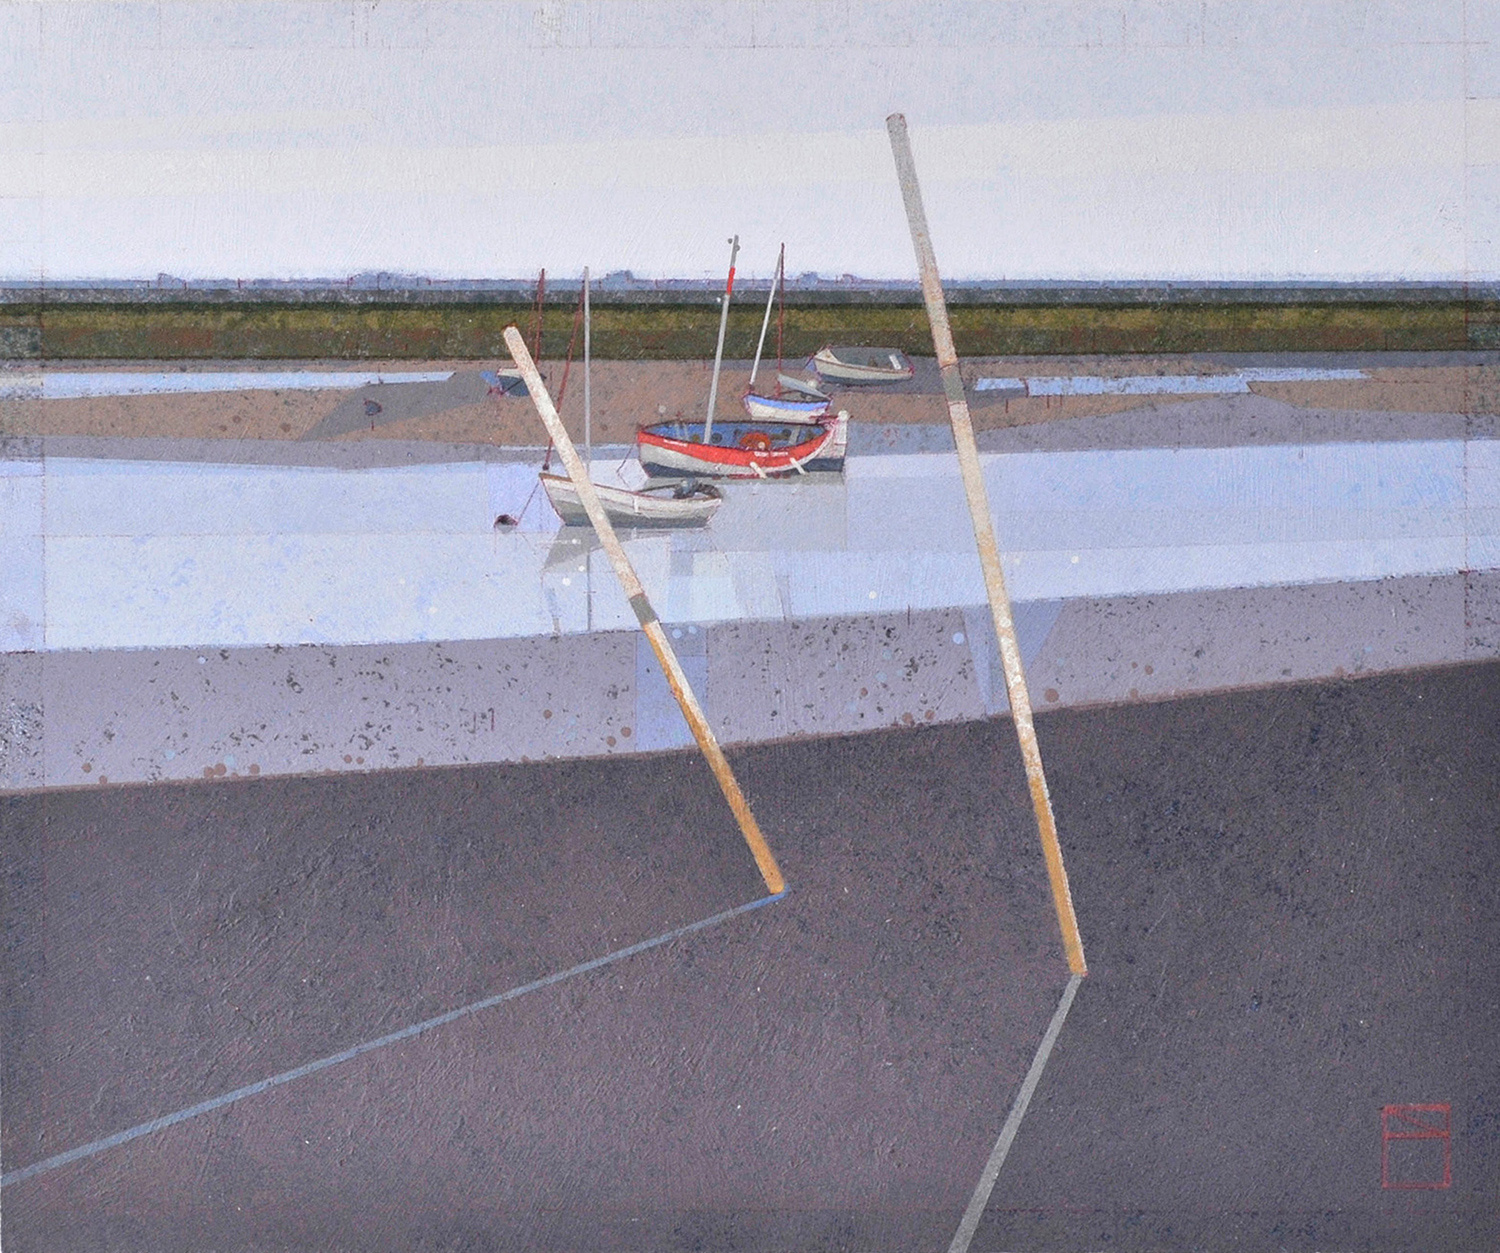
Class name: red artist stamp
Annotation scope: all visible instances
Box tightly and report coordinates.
[1381,1104,1451,1190]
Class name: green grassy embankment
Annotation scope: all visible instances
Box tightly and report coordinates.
[2,299,1497,360]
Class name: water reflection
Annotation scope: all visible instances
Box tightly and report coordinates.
[6,440,1493,653]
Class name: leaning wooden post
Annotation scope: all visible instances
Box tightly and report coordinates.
[886,113,1086,976]
[502,326,785,897]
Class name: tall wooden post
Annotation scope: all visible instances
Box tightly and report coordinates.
[503,326,785,897]
[886,113,1086,976]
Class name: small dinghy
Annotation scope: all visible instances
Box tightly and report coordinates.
[540,473,721,528]
[741,244,831,424]
[742,388,830,422]
[810,345,916,385]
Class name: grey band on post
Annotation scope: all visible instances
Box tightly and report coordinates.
[941,365,967,407]
[629,593,657,627]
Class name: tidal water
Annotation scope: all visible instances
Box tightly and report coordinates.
[3,439,1493,652]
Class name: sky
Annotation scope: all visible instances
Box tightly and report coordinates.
[1,0,1496,282]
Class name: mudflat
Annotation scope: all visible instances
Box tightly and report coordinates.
[3,662,1496,1250]
[4,357,1495,447]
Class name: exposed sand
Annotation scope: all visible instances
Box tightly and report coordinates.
[3,359,1494,446]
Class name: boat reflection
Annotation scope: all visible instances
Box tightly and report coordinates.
[8,438,1490,653]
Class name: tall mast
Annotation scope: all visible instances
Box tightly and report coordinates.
[583,266,591,467]
[749,242,781,388]
[703,234,739,446]
[774,244,786,390]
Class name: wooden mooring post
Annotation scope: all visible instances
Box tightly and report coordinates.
[887,113,1086,976]
[502,325,785,897]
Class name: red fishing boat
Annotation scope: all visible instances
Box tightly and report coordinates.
[638,410,848,479]
[637,235,848,479]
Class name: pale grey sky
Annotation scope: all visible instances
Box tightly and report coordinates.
[2,0,1495,281]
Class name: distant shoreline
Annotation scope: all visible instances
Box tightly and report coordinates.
[3,297,1498,361]
[4,279,1498,307]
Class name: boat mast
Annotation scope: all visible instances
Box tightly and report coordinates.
[774,244,786,394]
[748,242,781,389]
[703,234,739,446]
[583,266,591,467]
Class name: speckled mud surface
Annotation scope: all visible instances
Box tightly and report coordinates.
[974,662,1500,1253]
[3,662,1497,1251]
[1,711,1068,1251]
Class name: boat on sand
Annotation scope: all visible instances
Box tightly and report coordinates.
[810,345,915,385]
[638,236,849,478]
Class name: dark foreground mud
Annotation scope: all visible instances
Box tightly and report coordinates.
[3,663,1496,1251]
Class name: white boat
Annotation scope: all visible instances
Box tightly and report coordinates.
[540,472,722,528]
[741,389,830,423]
[741,243,833,423]
[811,345,916,385]
[537,268,723,529]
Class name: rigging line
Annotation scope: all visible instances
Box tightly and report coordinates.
[1,891,788,1190]
[530,268,546,368]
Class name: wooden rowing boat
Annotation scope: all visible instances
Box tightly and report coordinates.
[810,345,915,385]
[741,389,830,422]
[540,472,722,527]
[638,410,849,479]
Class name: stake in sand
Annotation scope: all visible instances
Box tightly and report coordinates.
[502,326,785,897]
[886,113,1086,976]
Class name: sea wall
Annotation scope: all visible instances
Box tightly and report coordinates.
[4,571,1495,793]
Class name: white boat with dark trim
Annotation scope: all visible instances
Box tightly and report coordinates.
[811,345,916,385]
[539,473,722,527]
[741,388,830,422]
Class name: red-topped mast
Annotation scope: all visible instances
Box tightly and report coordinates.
[530,268,546,366]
